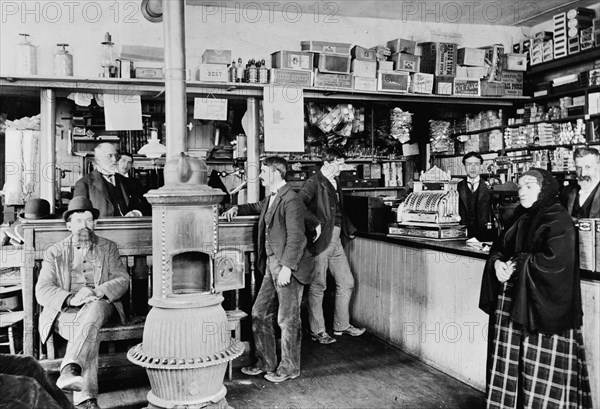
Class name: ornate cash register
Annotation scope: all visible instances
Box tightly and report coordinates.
[388,166,467,239]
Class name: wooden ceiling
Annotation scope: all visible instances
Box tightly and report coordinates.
[186,0,598,26]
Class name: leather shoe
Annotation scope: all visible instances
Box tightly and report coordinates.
[311,331,337,344]
[264,371,299,383]
[75,398,101,409]
[241,366,274,376]
[56,363,83,392]
[333,325,366,337]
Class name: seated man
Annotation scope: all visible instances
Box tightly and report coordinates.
[73,143,150,217]
[35,197,129,409]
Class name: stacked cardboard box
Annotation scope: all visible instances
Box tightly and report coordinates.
[199,49,231,82]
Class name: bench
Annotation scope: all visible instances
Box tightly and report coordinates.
[17,217,257,374]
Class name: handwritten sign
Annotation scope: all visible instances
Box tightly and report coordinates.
[103,93,143,131]
[194,98,228,121]
[263,86,305,152]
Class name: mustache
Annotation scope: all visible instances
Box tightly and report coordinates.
[74,227,97,243]
[577,176,592,182]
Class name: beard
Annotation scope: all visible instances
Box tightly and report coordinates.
[73,227,97,247]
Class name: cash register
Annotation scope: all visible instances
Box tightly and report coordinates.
[388,166,467,239]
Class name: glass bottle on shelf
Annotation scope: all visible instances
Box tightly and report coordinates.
[53,44,73,76]
[16,33,38,75]
[235,57,244,83]
[101,32,117,78]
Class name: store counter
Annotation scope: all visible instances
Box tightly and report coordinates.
[346,232,599,404]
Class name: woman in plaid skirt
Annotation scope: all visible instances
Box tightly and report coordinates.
[479,168,593,409]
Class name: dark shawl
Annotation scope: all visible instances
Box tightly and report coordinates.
[479,201,583,334]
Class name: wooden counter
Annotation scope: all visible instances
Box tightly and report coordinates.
[347,234,599,407]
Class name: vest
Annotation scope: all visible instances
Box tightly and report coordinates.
[573,183,599,219]
[104,177,128,216]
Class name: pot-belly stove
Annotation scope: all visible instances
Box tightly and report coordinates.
[128,154,244,408]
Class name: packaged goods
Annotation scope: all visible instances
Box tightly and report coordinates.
[453,78,481,96]
[198,64,228,82]
[202,49,232,65]
[314,53,352,74]
[301,41,352,54]
[419,42,458,76]
[269,69,313,86]
[271,50,314,71]
[457,48,485,66]
[391,53,420,72]
[313,70,352,89]
[377,71,410,92]
[351,60,377,77]
[351,45,377,61]
[386,38,417,54]
[353,76,377,91]
[409,73,434,94]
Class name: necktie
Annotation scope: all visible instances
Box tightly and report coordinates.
[468,182,475,192]
[104,174,115,185]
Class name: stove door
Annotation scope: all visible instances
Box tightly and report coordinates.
[214,248,245,292]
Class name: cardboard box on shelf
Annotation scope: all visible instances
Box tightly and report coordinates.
[351,60,377,77]
[481,80,505,96]
[453,78,481,96]
[409,72,434,94]
[435,75,454,95]
[502,53,527,71]
[377,70,410,92]
[391,52,420,72]
[271,50,314,71]
[378,61,394,71]
[135,67,163,79]
[202,49,232,65]
[386,38,417,54]
[198,64,228,82]
[353,76,377,91]
[269,69,313,86]
[419,42,458,77]
[351,45,377,61]
[313,70,353,89]
[301,41,352,54]
[314,53,352,74]
[457,48,485,66]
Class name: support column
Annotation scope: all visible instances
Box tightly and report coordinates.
[245,97,261,203]
[163,0,187,158]
[40,89,56,213]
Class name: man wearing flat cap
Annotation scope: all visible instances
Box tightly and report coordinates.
[35,196,129,409]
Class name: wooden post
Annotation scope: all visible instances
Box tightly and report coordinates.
[40,89,56,213]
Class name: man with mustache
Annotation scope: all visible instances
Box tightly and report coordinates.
[222,156,318,383]
[562,147,600,219]
[73,143,149,217]
[35,197,129,409]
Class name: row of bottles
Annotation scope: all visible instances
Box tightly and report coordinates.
[228,58,269,84]
[15,32,116,77]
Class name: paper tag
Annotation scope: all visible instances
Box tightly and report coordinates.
[194,98,228,120]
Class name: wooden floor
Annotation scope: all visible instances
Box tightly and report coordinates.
[225,332,485,409]
[112,330,484,409]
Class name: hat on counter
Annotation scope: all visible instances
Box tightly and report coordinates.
[19,198,54,220]
[62,196,100,221]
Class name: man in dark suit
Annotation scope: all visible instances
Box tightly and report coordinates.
[562,147,600,219]
[298,147,364,345]
[73,143,149,217]
[222,156,317,383]
[457,152,496,241]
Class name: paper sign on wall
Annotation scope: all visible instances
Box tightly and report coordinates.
[194,97,228,120]
[263,85,304,152]
[103,93,143,131]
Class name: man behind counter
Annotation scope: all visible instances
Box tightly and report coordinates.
[562,147,600,219]
[457,151,496,241]
[73,143,150,217]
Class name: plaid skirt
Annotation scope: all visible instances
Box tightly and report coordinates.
[486,284,593,409]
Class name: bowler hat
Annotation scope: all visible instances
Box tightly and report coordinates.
[19,198,53,220]
[63,196,100,221]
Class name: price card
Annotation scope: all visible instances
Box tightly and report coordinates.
[194,97,228,120]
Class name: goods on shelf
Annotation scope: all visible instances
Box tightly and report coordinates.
[429,120,452,153]
[390,108,412,143]
[550,147,575,172]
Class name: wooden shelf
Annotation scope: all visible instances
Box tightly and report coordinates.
[0,76,528,106]
[341,186,405,191]
[432,141,600,158]
[527,47,600,76]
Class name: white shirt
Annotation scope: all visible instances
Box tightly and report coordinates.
[268,180,286,208]
[467,176,480,192]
